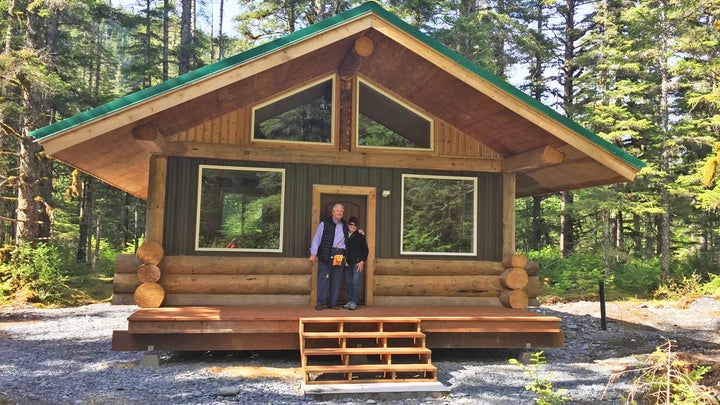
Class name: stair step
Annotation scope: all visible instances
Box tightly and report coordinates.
[304,363,437,374]
[302,331,426,339]
[299,317,437,384]
[303,347,431,356]
[301,317,422,323]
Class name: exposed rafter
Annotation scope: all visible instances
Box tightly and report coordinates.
[502,145,564,173]
[133,124,168,156]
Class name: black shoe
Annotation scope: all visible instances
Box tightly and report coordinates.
[331,306,341,310]
[315,304,323,310]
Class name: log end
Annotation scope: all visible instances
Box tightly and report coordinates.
[137,263,161,283]
[136,241,165,265]
[134,282,165,308]
[354,36,374,57]
[499,289,529,309]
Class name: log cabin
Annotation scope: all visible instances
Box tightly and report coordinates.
[31,2,643,367]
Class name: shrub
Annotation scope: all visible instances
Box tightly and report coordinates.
[531,248,607,298]
[607,339,716,404]
[0,243,68,304]
[654,273,705,300]
[702,274,720,297]
[509,351,570,404]
[613,258,663,294]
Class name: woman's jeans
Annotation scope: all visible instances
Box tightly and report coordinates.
[344,262,362,304]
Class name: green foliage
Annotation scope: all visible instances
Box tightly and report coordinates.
[612,258,663,294]
[528,247,720,299]
[509,351,570,405]
[609,339,716,405]
[654,273,706,301]
[530,247,608,298]
[702,274,720,297]
[0,241,119,306]
[0,244,68,303]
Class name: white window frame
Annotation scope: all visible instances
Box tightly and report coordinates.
[195,165,285,253]
[355,77,434,151]
[400,173,477,256]
[251,75,336,145]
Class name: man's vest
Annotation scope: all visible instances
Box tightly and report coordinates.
[317,217,348,264]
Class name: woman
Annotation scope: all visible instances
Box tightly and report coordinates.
[343,216,368,310]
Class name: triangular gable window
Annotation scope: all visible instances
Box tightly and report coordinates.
[356,79,433,150]
[252,77,335,144]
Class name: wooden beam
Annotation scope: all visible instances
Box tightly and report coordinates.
[502,173,516,264]
[502,145,564,173]
[145,155,167,244]
[339,36,374,80]
[171,142,502,173]
[133,124,169,155]
[339,36,374,151]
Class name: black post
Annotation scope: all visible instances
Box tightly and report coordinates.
[599,280,607,330]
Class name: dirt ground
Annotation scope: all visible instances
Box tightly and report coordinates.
[543,296,720,396]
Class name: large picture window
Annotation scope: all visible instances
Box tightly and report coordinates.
[252,77,334,144]
[357,79,432,150]
[401,174,477,256]
[196,165,285,252]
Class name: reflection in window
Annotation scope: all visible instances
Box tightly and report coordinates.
[357,81,432,149]
[253,78,334,143]
[196,166,284,252]
[401,174,476,255]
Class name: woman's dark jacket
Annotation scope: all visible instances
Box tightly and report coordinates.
[346,232,368,265]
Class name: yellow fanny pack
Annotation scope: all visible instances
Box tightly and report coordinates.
[332,254,345,266]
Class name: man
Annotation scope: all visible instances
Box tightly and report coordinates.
[309,203,348,310]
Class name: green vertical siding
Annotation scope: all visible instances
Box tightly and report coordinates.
[164,157,503,261]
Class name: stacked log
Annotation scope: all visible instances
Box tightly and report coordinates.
[524,261,541,307]
[499,254,529,308]
[134,241,165,308]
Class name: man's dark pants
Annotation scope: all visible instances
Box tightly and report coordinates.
[317,259,344,307]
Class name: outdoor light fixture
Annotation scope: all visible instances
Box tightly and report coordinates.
[382,190,391,197]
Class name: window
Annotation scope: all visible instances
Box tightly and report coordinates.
[252,77,334,144]
[357,80,432,150]
[401,174,477,256]
[196,165,284,252]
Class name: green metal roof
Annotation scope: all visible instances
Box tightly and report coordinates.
[31,1,644,170]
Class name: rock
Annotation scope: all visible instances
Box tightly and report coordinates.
[218,386,240,396]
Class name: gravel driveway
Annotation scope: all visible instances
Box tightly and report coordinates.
[1,298,718,404]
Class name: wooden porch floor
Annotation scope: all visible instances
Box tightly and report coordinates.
[112,305,564,351]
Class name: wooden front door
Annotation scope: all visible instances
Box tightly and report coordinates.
[311,185,377,306]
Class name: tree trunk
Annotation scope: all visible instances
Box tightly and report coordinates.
[77,176,94,262]
[560,191,575,257]
[218,0,225,60]
[632,214,642,258]
[14,10,54,245]
[163,0,169,80]
[179,0,193,74]
[658,1,671,278]
[602,209,611,278]
[16,138,52,244]
[530,196,543,250]
[92,216,101,269]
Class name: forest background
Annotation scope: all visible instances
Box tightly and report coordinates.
[1,0,720,306]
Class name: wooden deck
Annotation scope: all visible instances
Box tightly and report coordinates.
[112,305,564,351]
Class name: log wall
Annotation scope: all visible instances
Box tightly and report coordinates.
[372,258,541,307]
[113,255,542,307]
[112,255,312,306]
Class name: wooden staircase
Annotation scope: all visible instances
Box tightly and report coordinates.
[299,317,437,384]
